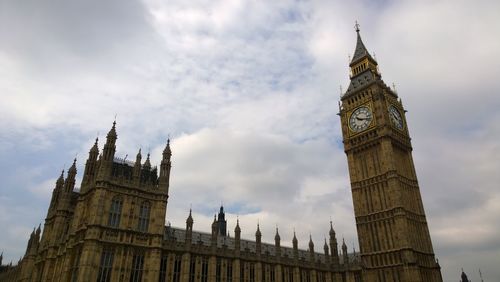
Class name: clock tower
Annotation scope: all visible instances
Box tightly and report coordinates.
[339,24,443,282]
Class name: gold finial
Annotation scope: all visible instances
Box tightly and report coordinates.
[355,21,360,32]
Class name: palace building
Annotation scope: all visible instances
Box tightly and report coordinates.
[0,27,442,282]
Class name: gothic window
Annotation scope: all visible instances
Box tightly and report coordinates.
[189,256,196,282]
[270,266,275,282]
[97,249,114,282]
[137,201,151,232]
[240,261,244,282]
[226,260,233,282]
[108,197,123,228]
[249,263,255,282]
[201,257,209,282]
[159,254,168,282]
[130,252,145,282]
[261,265,266,282]
[216,258,221,282]
[173,255,182,282]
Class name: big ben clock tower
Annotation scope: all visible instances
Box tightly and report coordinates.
[339,24,443,282]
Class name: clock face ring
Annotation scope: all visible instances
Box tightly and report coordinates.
[349,106,373,132]
[388,105,404,130]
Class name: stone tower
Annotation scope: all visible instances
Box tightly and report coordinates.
[339,24,442,281]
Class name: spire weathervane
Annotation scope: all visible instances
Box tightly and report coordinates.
[355,21,360,32]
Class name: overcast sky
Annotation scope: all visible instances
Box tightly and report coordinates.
[1,0,499,281]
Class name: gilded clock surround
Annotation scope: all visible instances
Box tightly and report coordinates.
[346,103,376,136]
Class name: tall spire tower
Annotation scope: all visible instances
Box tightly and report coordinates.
[339,23,442,281]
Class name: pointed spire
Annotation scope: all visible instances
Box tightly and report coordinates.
[329,220,336,236]
[56,170,65,189]
[163,139,172,160]
[107,120,117,140]
[90,138,99,154]
[234,217,241,233]
[309,234,314,250]
[275,226,280,241]
[186,209,193,226]
[350,21,376,65]
[324,238,329,252]
[143,153,151,170]
[256,223,262,237]
[136,148,142,160]
[64,159,77,192]
[292,230,298,247]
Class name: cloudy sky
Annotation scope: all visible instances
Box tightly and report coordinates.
[1,0,499,280]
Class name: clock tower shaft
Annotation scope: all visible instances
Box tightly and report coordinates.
[339,27,443,282]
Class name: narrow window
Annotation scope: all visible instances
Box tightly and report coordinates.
[201,257,209,282]
[249,263,255,282]
[226,260,233,282]
[173,255,182,282]
[130,253,144,282]
[216,258,222,282]
[108,197,123,228]
[137,202,151,232]
[97,249,114,282]
[270,265,275,282]
[261,265,265,282]
[159,254,168,282]
[240,262,244,282]
[189,256,196,282]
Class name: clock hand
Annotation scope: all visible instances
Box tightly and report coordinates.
[356,117,368,121]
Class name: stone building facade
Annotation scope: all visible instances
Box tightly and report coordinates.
[338,25,442,282]
[0,27,442,282]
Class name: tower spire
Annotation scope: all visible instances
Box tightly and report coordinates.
[64,159,77,192]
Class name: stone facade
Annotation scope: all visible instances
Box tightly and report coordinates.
[4,120,362,282]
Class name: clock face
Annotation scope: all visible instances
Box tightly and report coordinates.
[349,106,373,132]
[388,105,404,130]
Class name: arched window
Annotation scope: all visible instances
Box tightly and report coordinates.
[137,201,150,232]
[108,197,122,228]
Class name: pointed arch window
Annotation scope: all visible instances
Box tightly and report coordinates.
[137,201,150,232]
[108,197,123,228]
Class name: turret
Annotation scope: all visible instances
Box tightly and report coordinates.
[323,239,330,264]
[102,121,117,161]
[292,231,298,260]
[234,218,241,254]
[342,238,348,265]
[460,268,470,282]
[217,205,227,236]
[48,170,65,213]
[308,235,315,261]
[185,209,193,245]
[64,159,77,192]
[143,153,151,170]
[211,215,218,249]
[329,221,339,264]
[159,140,172,192]
[82,138,99,189]
[255,223,262,255]
[275,227,281,257]
[133,148,142,180]
[97,121,118,179]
